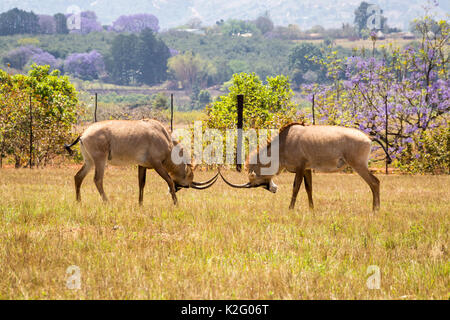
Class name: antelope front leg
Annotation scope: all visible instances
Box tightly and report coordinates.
[289,165,305,210]
[153,164,178,205]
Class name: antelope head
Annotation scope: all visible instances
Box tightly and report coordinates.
[171,164,219,192]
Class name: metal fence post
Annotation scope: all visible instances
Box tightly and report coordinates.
[94,92,98,122]
[236,95,244,172]
[312,94,315,125]
[170,93,174,132]
[385,98,389,175]
[29,94,32,169]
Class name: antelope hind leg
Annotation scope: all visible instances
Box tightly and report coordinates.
[304,169,314,209]
[74,160,93,202]
[138,166,146,205]
[289,165,306,210]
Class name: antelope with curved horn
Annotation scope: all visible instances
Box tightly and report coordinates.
[219,123,391,211]
[64,119,218,205]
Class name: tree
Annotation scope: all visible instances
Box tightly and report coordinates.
[185,18,202,29]
[168,51,216,91]
[64,50,105,80]
[152,93,168,110]
[288,43,325,85]
[354,1,372,34]
[135,29,170,85]
[109,33,139,85]
[38,15,56,34]
[198,90,211,105]
[302,15,450,173]
[0,8,40,35]
[54,13,68,34]
[27,52,59,70]
[220,19,258,36]
[112,14,160,33]
[254,14,274,35]
[206,73,299,130]
[108,30,169,85]
[2,46,44,70]
[0,65,81,167]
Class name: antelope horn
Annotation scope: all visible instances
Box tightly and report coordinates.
[218,169,253,188]
[190,174,219,190]
[192,172,219,186]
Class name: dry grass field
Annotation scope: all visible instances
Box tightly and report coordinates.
[293,38,415,50]
[0,167,448,299]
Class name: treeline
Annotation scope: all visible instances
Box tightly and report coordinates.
[0,8,68,36]
[0,2,419,94]
[0,8,160,36]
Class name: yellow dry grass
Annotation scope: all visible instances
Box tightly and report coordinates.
[293,38,414,50]
[0,167,448,299]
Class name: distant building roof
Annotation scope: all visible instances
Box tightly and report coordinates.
[376,30,385,39]
[183,28,206,35]
[308,33,323,39]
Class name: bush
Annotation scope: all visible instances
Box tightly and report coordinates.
[396,125,450,174]
[198,90,211,105]
[152,93,168,110]
[0,65,82,167]
[206,72,301,130]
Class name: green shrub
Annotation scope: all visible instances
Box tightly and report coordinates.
[396,124,450,174]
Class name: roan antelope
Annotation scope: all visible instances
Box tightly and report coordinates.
[220,123,391,211]
[64,119,218,205]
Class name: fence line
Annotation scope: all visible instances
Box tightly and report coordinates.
[236,94,244,172]
[29,94,32,169]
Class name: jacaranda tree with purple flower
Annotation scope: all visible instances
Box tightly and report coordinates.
[302,14,449,173]
[38,14,56,34]
[28,51,59,70]
[64,50,105,80]
[112,14,160,33]
[2,46,44,70]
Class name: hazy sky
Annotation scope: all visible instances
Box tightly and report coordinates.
[0,0,448,30]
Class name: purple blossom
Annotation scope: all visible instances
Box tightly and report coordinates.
[2,46,44,69]
[169,48,179,57]
[403,137,413,144]
[29,52,58,70]
[64,50,105,80]
[38,14,56,34]
[300,25,449,163]
[112,14,159,33]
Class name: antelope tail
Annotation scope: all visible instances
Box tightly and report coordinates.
[64,136,81,156]
[371,138,392,164]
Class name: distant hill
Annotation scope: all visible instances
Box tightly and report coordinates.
[0,0,448,31]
